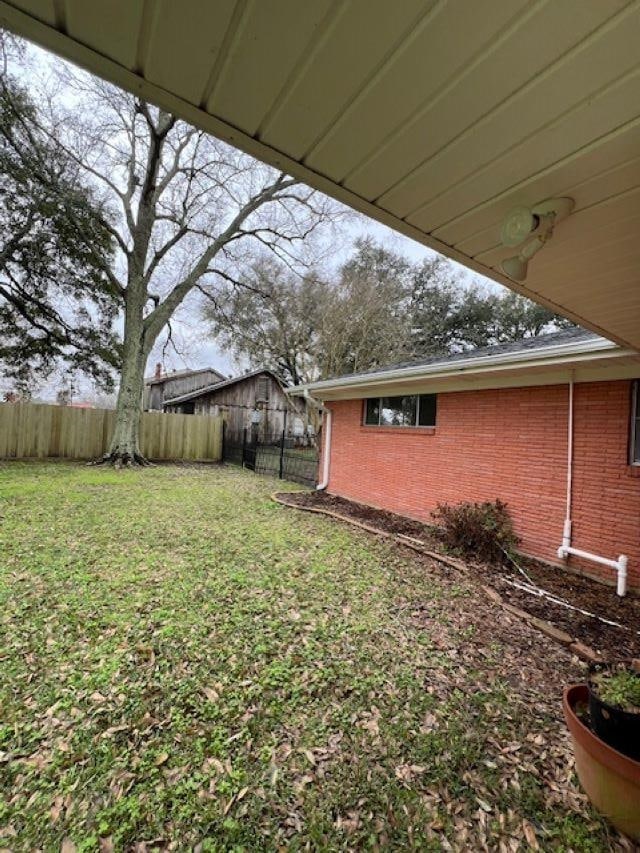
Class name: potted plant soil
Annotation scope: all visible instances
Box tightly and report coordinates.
[563,660,640,840]
[588,660,640,761]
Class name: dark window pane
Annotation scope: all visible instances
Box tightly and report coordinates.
[379,395,417,426]
[364,398,380,425]
[418,394,437,426]
[634,420,640,463]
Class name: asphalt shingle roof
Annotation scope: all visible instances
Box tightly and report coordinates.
[330,326,602,382]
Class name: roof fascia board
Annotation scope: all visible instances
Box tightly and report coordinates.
[0,1,633,350]
[314,360,640,401]
[290,341,631,397]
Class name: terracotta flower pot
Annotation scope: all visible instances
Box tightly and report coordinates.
[563,684,640,840]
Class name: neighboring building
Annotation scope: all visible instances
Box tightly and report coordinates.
[144,364,226,411]
[292,328,640,593]
[164,368,311,441]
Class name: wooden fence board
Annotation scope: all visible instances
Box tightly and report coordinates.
[0,403,222,462]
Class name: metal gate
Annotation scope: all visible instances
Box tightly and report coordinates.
[222,426,318,487]
[243,434,258,471]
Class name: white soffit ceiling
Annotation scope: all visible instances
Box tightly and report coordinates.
[1,0,639,349]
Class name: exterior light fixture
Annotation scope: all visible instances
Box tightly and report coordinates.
[500,197,574,281]
[500,206,539,247]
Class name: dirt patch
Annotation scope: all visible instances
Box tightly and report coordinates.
[280,491,640,660]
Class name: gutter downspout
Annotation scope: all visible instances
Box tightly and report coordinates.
[316,403,332,491]
[556,373,628,596]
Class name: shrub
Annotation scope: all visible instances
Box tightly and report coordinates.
[431,499,519,564]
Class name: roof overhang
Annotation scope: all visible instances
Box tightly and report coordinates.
[1,1,639,349]
[289,339,640,401]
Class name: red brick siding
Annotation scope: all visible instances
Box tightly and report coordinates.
[321,381,640,591]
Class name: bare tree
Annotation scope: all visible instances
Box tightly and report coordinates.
[318,238,412,377]
[26,58,339,464]
[204,254,327,386]
[206,237,574,385]
[205,239,412,383]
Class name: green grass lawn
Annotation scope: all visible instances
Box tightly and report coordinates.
[0,462,622,851]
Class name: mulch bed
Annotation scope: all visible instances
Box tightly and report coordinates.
[280,491,640,660]
[486,556,640,659]
[286,491,436,539]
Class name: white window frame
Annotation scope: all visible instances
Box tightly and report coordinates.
[363,394,437,428]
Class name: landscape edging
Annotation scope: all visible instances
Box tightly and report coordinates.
[272,491,601,665]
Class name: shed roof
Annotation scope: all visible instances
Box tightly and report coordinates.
[163,369,285,406]
[145,366,225,387]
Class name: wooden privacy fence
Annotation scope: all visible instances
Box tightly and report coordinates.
[0,403,223,462]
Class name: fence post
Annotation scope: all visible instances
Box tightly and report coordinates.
[279,430,285,480]
[242,427,247,467]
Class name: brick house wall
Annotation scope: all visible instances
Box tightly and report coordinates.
[322,380,640,591]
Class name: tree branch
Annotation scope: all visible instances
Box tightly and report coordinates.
[142,174,297,349]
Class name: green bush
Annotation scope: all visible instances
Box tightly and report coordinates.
[592,667,640,711]
[431,499,519,564]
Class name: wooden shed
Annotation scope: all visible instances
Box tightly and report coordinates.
[163,369,312,441]
[144,364,226,412]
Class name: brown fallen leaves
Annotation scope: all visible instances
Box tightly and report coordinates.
[394,763,427,784]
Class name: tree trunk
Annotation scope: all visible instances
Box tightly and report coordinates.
[101,295,149,466]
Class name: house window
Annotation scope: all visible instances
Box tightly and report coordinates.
[364,394,437,428]
[631,381,640,465]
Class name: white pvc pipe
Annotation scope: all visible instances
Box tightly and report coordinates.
[618,555,629,597]
[557,544,628,596]
[562,375,574,552]
[316,407,332,491]
[556,372,627,596]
